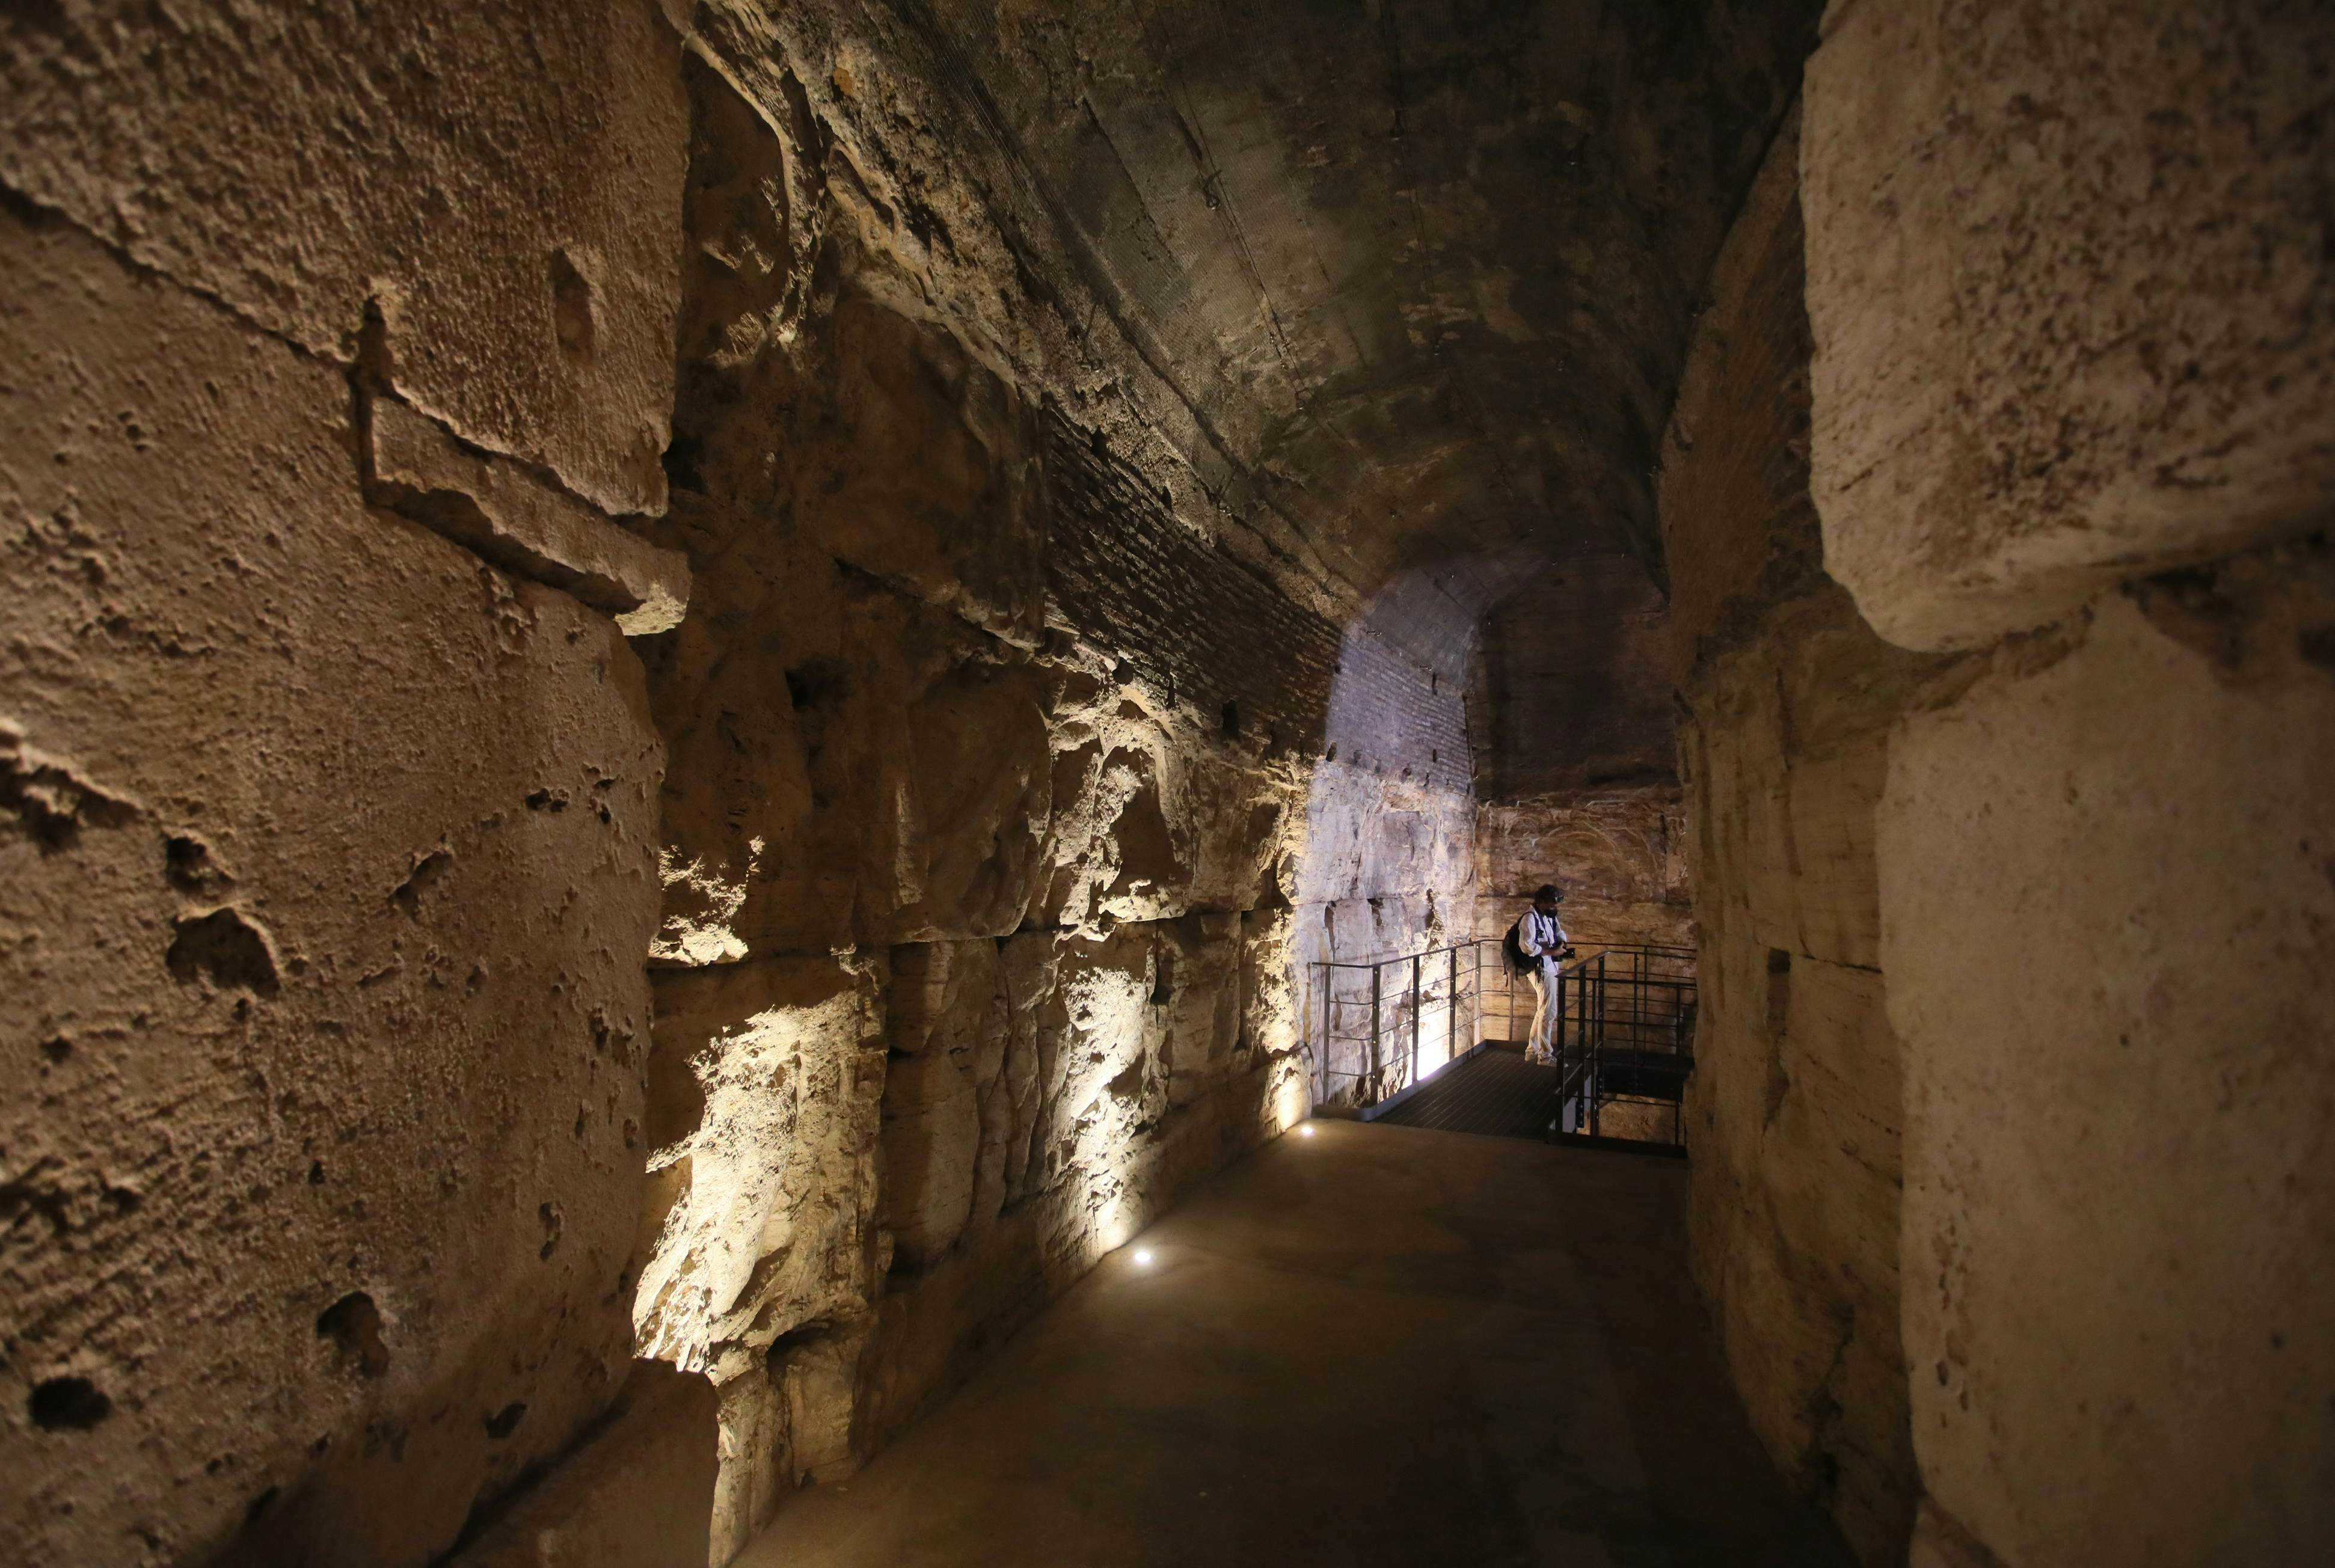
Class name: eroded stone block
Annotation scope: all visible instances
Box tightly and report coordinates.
[648,579,1055,962]
[1804,0,2335,649]
[1883,570,2335,1566]
[803,298,1046,645]
[1156,913,1243,1110]
[0,0,689,514]
[633,956,887,1373]
[880,1047,983,1267]
[368,398,691,633]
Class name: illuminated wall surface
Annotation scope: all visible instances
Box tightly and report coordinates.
[3,5,2330,1567]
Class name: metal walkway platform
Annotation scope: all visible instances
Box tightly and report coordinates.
[1368,1041,1560,1139]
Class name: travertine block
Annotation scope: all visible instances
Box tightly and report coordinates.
[880,1048,983,1267]
[1158,912,1244,1110]
[1666,108,1927,1567]
[1883,574,2335,1566]
[1805,0,2335,649]
[0,0,689,514]
[632,957,887,1373]
[1,208,663,1568]
[368,399,690,634]
[803,298,1046,645]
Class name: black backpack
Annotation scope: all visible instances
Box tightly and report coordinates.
[1503,917,1533,975]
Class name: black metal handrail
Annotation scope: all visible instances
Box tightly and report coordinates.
[1536,945,1698,1146]
[1309,937,1698,1146]
[1311,940,1487,1108]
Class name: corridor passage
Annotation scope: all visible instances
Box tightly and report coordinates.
[741,1122,1845,1568]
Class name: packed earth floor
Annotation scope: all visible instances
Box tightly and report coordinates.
[738,1119,1848,1568]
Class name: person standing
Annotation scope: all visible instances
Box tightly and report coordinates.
[1511,883,1572,1064]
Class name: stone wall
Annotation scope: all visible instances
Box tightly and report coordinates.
[1472,789,1693,952]
[1467,550,1689,961]
[0,5,1476,1566]
[1660,107,1942,1566]
[0,7,716,1566]
[1803,5,2335,1564]
[607,32,1478,1563]
[1470,554,1678,801]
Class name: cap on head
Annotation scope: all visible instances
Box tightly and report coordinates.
[1534,883,1563,904]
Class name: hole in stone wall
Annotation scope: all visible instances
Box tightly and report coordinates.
[165,908,280,996]
[766,1320,834,1370]
[483,1401,528,1441]
[316,1291,391,1377]
[28,1376,111,1431]
[643,1035,709,1154]
[164,833,229,893]
[1764,949,1793,1039]
[244,1486,280,1527]
[547,248,597,368]
[1152,946,1176,1006]
[666,433,707,494]
[1220,700,1241,738]
[389,848,451,916]
[784,660,845,711]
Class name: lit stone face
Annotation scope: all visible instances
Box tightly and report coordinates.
[0,0,690,516]
[0,208,667,1566]
[1799,7,2335,1566]
[630,957,886,1375]
[1883,575,2335,1567]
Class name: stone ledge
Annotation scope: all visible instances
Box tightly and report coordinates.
[367,397,690,634]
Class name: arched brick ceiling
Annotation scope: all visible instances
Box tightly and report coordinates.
[879,0,1819,627]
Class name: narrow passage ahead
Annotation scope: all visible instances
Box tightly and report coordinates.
[740,1120,1845,1567]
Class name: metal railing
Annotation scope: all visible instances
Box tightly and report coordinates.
[1310,939,1698,1145]
[1311,940,1487,1107]
[1541,944,1698,1146]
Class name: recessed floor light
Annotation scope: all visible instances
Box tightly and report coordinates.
[1298,1124,1316,1138]
[1134,1249,1154,1266]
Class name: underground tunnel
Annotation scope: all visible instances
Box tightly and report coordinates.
[2,3,2331,1566]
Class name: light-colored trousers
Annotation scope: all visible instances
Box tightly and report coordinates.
[1525,957,1562,1060]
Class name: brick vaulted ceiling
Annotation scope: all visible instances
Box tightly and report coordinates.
[870,0,1818,628]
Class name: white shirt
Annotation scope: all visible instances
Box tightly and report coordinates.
[1520,908,1567,958]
